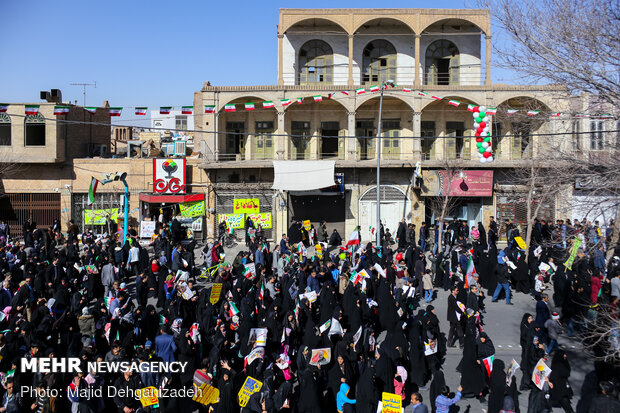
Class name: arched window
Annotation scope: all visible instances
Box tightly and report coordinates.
[0,113,10,146]
[362,40,397,84]
[25,113,45,146]
[425,40,460,85]
[298,40,333,85]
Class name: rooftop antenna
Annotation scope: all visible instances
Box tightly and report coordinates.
[70,81,97,106]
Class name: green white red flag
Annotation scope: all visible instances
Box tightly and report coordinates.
[88,177,99,206]
[280,99,291,106]
[135,107,147,115]
[418,92,428,97]
[204,105,215,113]
[448,100,460,107]
[296,97,303,104]
[467,104,476,112]
[245,102,255,111]
[486,107,497,115]
[160,107,172,114]
[25,105,40,115]
[224,104,236,112]
[431,95,442,100]
[340,91,349,96]
[0,104,8,113]
[228,302,240,317]
[356,88,366,95]
[263,101,274,108]
[507,109,518,115]
[369,85,380,92]
[182,106,193,114]
[53,105,70,115]
[313,95,322,102]
[527,110,540,116]
[85,107,97,114]
[104,296,115,309]
[402,88,411,92]
[109,107,122,116]
[483,355,494,377]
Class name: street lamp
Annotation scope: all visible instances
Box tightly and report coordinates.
[101,172,129,244]
[376,80,396,248]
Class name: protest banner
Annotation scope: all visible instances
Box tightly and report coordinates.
[238,376,263,407]
[218,213,245,229]
[210,283,223,304]
[245,347,265,365]
[248,328,268,347]
[179,200,205,217]
[507,359,520,386]
[381,392,402,413]
[532,358,552,390]
[84,208,119,225]
[303,220,311,231]
[140,221,156,238]
[309,348,331,366]
[563,237,582,270]
[299,291,317,303]
[233,198,260,214]
[247,212,272,229]
[514,236,527,250]
[137,387,159,408]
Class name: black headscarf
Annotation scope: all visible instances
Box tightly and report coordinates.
[488,358,507,413]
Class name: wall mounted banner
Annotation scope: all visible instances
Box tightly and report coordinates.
[179,200,205,217]
[85,208,119,225]
[247,212,272,229]
[421,170,494,197]
[218,213,245,229]
[233,198,260,214]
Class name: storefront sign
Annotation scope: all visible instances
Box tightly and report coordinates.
[421,170,493,197]
[218,213,245,229]
[233,198,259,214]
[238,376,262,407]
[84,208,119,225]
[179,200,205,217]
[247,212,272,229]
[140,221,156,238]
[153,158,186,194]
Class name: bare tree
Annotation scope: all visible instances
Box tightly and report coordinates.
[479,0,620,105]
[0,150,24,197]
[579,302,620,362]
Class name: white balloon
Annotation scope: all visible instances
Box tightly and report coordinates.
[474,122,480,129]
[485,146,493,152]
[480,157,487,163]
[488,156,494,162]
[483,127,490,133]
[483,116,490,123]
[482,142,489,148]
[477,152,484,157]
[479,106,487,112]
[473,112,480,118]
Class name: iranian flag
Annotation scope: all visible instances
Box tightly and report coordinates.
[345,227,360,247]
[103,296,115,309]
[109,107,122,116]
[431,95,442,100]
[53,105,70,115]
[228,302,240,317]
[355,88,366,95]
[466,255,477,289]
[135,107,147,115]
[418,92,428,97]
[159,315,168,325]
[25,105,40,115]
[85,107,97,114]
[369,85,380,92]
[349,271,362,285]
[245,102,255,111]
[243,263,256,279]
[527,110,540,116]
[259,282,265,301]
[319,319,331,334]
[448,100,460,107]
[507,109,518,115]
[482,355,494,377]
[313,95,322,102]
[296,97,303,104]
[182,106,193,114]
[204,105,215,113]
[160,106,172,114]
[0,104,8,113]
[224,104,236,112]
[263,101,274,108]
[467,104,476,112]
[340,91,349,96]
[486,107,497,115]
[551,113,561,117]
[280,99,291,106]
[88,177,99,206]
[402,88,411,93]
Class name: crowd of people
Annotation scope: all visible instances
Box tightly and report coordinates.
[0,213,617,413]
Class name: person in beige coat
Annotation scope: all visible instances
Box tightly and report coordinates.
[423,269,434,302]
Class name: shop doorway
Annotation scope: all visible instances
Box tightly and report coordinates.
[320,121,339,159]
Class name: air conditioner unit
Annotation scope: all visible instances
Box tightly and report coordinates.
[174,141,186,156]
[88,144,108,157]
[164,143,175,156]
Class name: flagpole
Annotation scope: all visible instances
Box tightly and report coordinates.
[376,83,384,248]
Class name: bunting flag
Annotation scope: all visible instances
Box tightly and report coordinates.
[109,107,122,116]
[431,95,443,100]
[600,114,613,119]
[25,105,40,115]
[369,85,380,92]
[224,104,236,112]
[313,95,322,102]
[104,296,115,309]
[467,104,476,112]
[418,92,428,97]
[448,100,460,107]
[527,110,540,116]
[263,101,274,108]
[575,113,589,118]
[204,105,215,113]
[340,91,349,96]
[327,93,334,99]
[181,106,193,114]
[507,109,518,115]
[355,88,366,95]
[280,99,291,106]
[160,106,172,114]
[296,97,303,104]
[85,107,97,114]
[402,88,411,93]
[486,107,497,115]
[88,177,99,206]
[483,355,495,377]
[53,105,70,115]
[135,107,147,115]
[0,104,8,113]
[228,302,240,317]
[551,113,561,117]
[245,102,255,111]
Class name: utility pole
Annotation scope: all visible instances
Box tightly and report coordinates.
[70,81,97,107]
[70,81,97,154]
[375,80,395,248]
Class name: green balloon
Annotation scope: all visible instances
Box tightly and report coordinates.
[478,147,485,153]
[476,142,483,148]
[476,116,484,123]
[484,137,491,142]
[479,112,486,118]
[486,132,491,137]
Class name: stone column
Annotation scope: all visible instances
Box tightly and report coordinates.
[412,111,422,159]
[276,111,285,159]
[278,34,284,86]
[348,35,354,86]
[485,35,492,86]
[347,111,357,160]
[414,34,421,88]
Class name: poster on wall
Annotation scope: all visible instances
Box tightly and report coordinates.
[85,209,119,225]
[140,221,156,238]
[233,198,260,214]
[153,158,186,194]
[421,170,493,197]
[247,213,272,229]
[179,200,205,217]
[218,214,245,229]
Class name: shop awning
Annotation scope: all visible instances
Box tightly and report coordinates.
[139,193,205,203]
[272,160,336,191]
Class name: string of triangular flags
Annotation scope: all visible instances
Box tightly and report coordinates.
[0,88,615,119]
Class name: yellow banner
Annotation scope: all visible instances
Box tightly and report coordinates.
[193,382,220,406]
[84,208,119,225]
[233,198,260,214]
[179,200,205,217]
[137,387,159,408]
[218,214,245,229]
[247,212,272,229]
[238,376,262,407]
[210,283,223,304]
[382,392,402,413]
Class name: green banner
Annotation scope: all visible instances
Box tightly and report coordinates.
[179,200,205,217]
[563,237,582,270]
[85,208,119,225]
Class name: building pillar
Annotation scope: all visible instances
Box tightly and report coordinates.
[276,111,285,159]
[278,34,284,86]
[348,35,354,86]
[414,34,421,88]
[347,111,357,160]
[485,35,492,86]
[246,111,254,160]
[412,111,422,159]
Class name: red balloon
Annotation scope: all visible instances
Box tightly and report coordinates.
[476,127,483,133]
[479,122,486,128]
[483,151,491,158]
[476,137,483,142]
[474,106,479,112]
[475,132,481,137]
[395,253,403,261]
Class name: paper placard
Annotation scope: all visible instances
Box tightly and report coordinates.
[309,348,331,366]
[248,328,268,347]
[140,221,156,239]
[137,387,159,408]
[238,376,262,407]
[532,358,552,390]
[210,283,222,304]
[381,392,402,413]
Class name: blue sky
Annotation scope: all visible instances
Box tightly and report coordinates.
[1,0,515,124]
